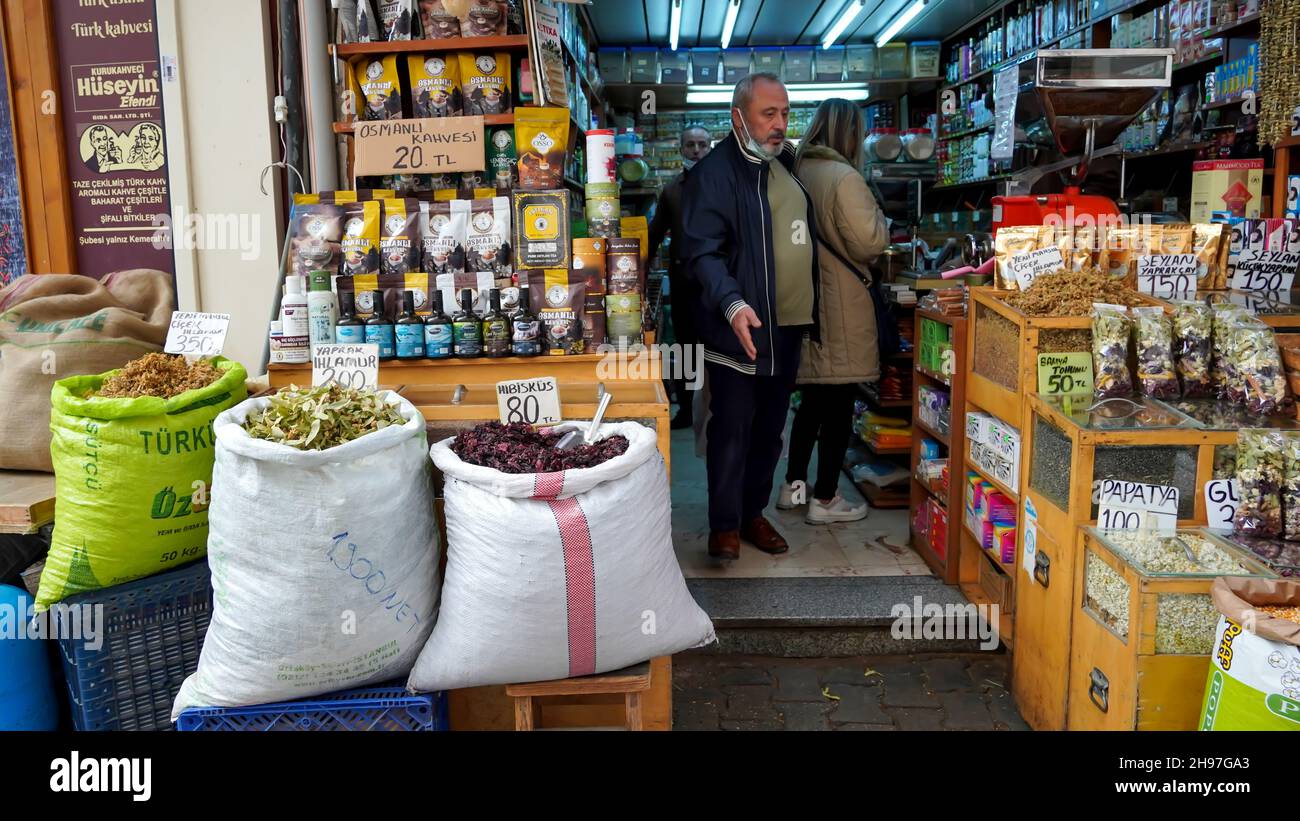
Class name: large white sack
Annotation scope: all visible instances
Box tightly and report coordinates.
[172,391,439,719]
[409,421,715,691]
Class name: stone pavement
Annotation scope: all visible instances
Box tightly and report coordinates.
[672,652,1029,731]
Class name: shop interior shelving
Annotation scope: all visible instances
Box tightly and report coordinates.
[909,308,966,585]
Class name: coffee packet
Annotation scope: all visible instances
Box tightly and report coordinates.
[459,52,512,115]
[290,205,344,279]
[436,270,495,315]
[418,0,461,39]
[339,201,382,277]
[583,294,606,350]
[460,0,508,37]
[513,190,571,270]
[355,55,403,121]
[408,54,462,117]
[606,236,643,294]
[572,237,607,295]
[466,196,512,276]
[529,268,586,355]
[487,125,517,194]
[376,0,419,39]
[354,0,382,43]
[515,106,569,191]
[1193,222,1229,289]
[421,199,468,275]
[380,199,421,276]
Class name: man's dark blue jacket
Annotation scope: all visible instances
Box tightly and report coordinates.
[679,131,820,376]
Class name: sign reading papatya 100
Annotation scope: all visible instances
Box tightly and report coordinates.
[54,0,175,280]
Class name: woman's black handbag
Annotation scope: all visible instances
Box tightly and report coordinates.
[817,238,902,357]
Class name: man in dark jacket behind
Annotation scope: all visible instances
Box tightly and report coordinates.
[649,124,712,429]
[680,72,820,560]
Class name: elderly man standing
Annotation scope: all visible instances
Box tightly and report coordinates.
[649,124,713,429]
[681,72,819,560]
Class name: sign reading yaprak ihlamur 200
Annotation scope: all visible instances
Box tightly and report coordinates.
[55,0,175,280]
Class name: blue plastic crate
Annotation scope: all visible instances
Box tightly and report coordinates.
[175,684,448,731]
[57,559,212,732]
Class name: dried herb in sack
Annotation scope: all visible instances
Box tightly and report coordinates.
[94,353,223,399]
[245,384,404,451]
[451,421,628,473]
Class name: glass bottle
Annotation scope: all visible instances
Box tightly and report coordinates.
[424,290,453,359]
[452,288,482,358]
[481,288,510,358]
[334,291,365,345]
[395,289,425,360]
[512,283,542,357]
[364,290,396,361]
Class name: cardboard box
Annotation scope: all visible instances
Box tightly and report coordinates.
[1191,159,1264,222]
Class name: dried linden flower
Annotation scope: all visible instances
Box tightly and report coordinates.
[245,383,404,450]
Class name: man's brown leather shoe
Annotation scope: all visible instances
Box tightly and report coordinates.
[708,530,740,560]
[740,516,789,554]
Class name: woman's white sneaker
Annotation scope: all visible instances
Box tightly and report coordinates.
[805,494,868,524]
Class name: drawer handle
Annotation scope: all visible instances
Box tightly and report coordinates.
[1033,549,1051,587]
[1089,667,1110,713]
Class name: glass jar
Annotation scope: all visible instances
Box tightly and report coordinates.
[865,128,902,162]
[900,128,935,161]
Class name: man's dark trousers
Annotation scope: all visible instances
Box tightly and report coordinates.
[704,328,803,532]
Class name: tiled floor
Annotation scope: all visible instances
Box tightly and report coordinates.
[670,419,929,579]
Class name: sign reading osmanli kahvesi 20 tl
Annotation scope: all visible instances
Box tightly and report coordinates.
[353,116,485,177]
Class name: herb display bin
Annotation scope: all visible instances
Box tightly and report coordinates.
[1067,528,1275,731]
[1014,393,1213,730]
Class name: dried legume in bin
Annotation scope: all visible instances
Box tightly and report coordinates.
[1091,303,1133,399]
[1234,428,1284,539]
[1284,433,1300,542]
[1133,307,1179,399]
[1171,300,1213,398]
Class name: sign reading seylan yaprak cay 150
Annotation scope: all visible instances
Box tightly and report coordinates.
[54,0,174,280]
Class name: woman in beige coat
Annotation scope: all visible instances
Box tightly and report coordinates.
[778,99,890,524]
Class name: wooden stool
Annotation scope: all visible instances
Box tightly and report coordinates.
[505,662,652,731]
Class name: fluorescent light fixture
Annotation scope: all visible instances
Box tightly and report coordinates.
[670,0,682,51]
[876,0,925,46]
[822,0,866,50]
[721,0,742,50]
[687,85,869,104]
[688,82,868,92]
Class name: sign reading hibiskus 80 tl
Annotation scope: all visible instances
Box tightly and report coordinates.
[54,0,174,280]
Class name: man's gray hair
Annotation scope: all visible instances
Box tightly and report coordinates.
[732,71,783,110]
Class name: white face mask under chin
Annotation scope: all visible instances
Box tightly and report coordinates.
[734,110,780,161]
[682,158,696,170]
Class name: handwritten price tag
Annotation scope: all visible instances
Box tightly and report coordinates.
[1096,480,1179,535]
[1203,479,1241,530]
[1006,247,1065,290]
[1136,253,1199,297]
[1230,249,1300,292]
[1037,352,1094,395]
[312,344,379,390]
[496,377,562,426]
[353,116,485,177]
[164,312,229,356]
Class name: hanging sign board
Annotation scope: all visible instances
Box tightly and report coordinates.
[353,116,485,177]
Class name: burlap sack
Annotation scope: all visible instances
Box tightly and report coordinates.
[0,271,173,471]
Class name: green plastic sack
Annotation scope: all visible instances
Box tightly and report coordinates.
[1199,577,1300,731]
[37,357,248,610]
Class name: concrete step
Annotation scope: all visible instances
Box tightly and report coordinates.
[685,576,1003,657]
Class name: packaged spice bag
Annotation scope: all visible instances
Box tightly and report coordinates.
[289,205,344,279]
[418,0,461,38]
[1192,223,1229,289]
[339,200,382,277]
[993,225,1040,290]
[528,268,586,355]
[1068,225,1099,271]
[487,125,517,194]
[408,54,462,117]
[465,196,512,276]
[512,190,570,270]
[376,0,419,39]
[460,0,508,37]
[1235,429,1285,539]
[353,0,382,42]
[459,52,512,115]
[354,55,403,121]
[379,199,421,276]
[1284,433,1300,542]
[420,199,468,275]
[1133,306,1179,399]
[515,106,569,191]
[1211,303,1249,400]
[1171,300,1214,397]
[1091,303,1134,399]
[1233,317,1289,416]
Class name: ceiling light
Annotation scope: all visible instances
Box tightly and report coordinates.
[721,0,742,50]
[877,0,926,46]
[688,82,869,93]
[687,84,869,105]
[670,0,682,51]
[822,0,866,50]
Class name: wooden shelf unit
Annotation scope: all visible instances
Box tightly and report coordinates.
[909,308,967,585]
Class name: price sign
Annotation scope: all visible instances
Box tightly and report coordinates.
[991,65,1017,162]
[1203,479,1241,530]
[1006,247,1065,290]
[1230,248,1300,292]
[353,116,485,177]
[1022,497,1039,582]
[1136,253,1200,297]
[1037,352,1094,396]
[164,312,229,356]
[312,344,379,390]
[1096,480,1179,535]
[496,377,562,426]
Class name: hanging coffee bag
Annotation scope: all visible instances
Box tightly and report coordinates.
[460,0,508,37]
[418,0,461,39]
[408,54,462,117]
[339,200,382,277]
[354,55,403,121]
[459,52,512,115]
[515,106,569,191]
[421,199,468,275]
[380,199,421,276]
[486,125,517,194]
[376,0,419,39]
[465,196,512,276]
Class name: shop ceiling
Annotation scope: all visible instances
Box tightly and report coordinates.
[586,0,988,47]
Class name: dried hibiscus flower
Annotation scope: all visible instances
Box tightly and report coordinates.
[451,421,629,473]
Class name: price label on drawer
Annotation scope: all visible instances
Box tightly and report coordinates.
[1095,480,1179,535]
[1203,479,1241,530]
[1135,254,1199,298]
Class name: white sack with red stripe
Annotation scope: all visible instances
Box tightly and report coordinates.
[410,421,715,690]
[172,391,440,719]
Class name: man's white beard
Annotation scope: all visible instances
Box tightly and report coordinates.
[734,117,781,161]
